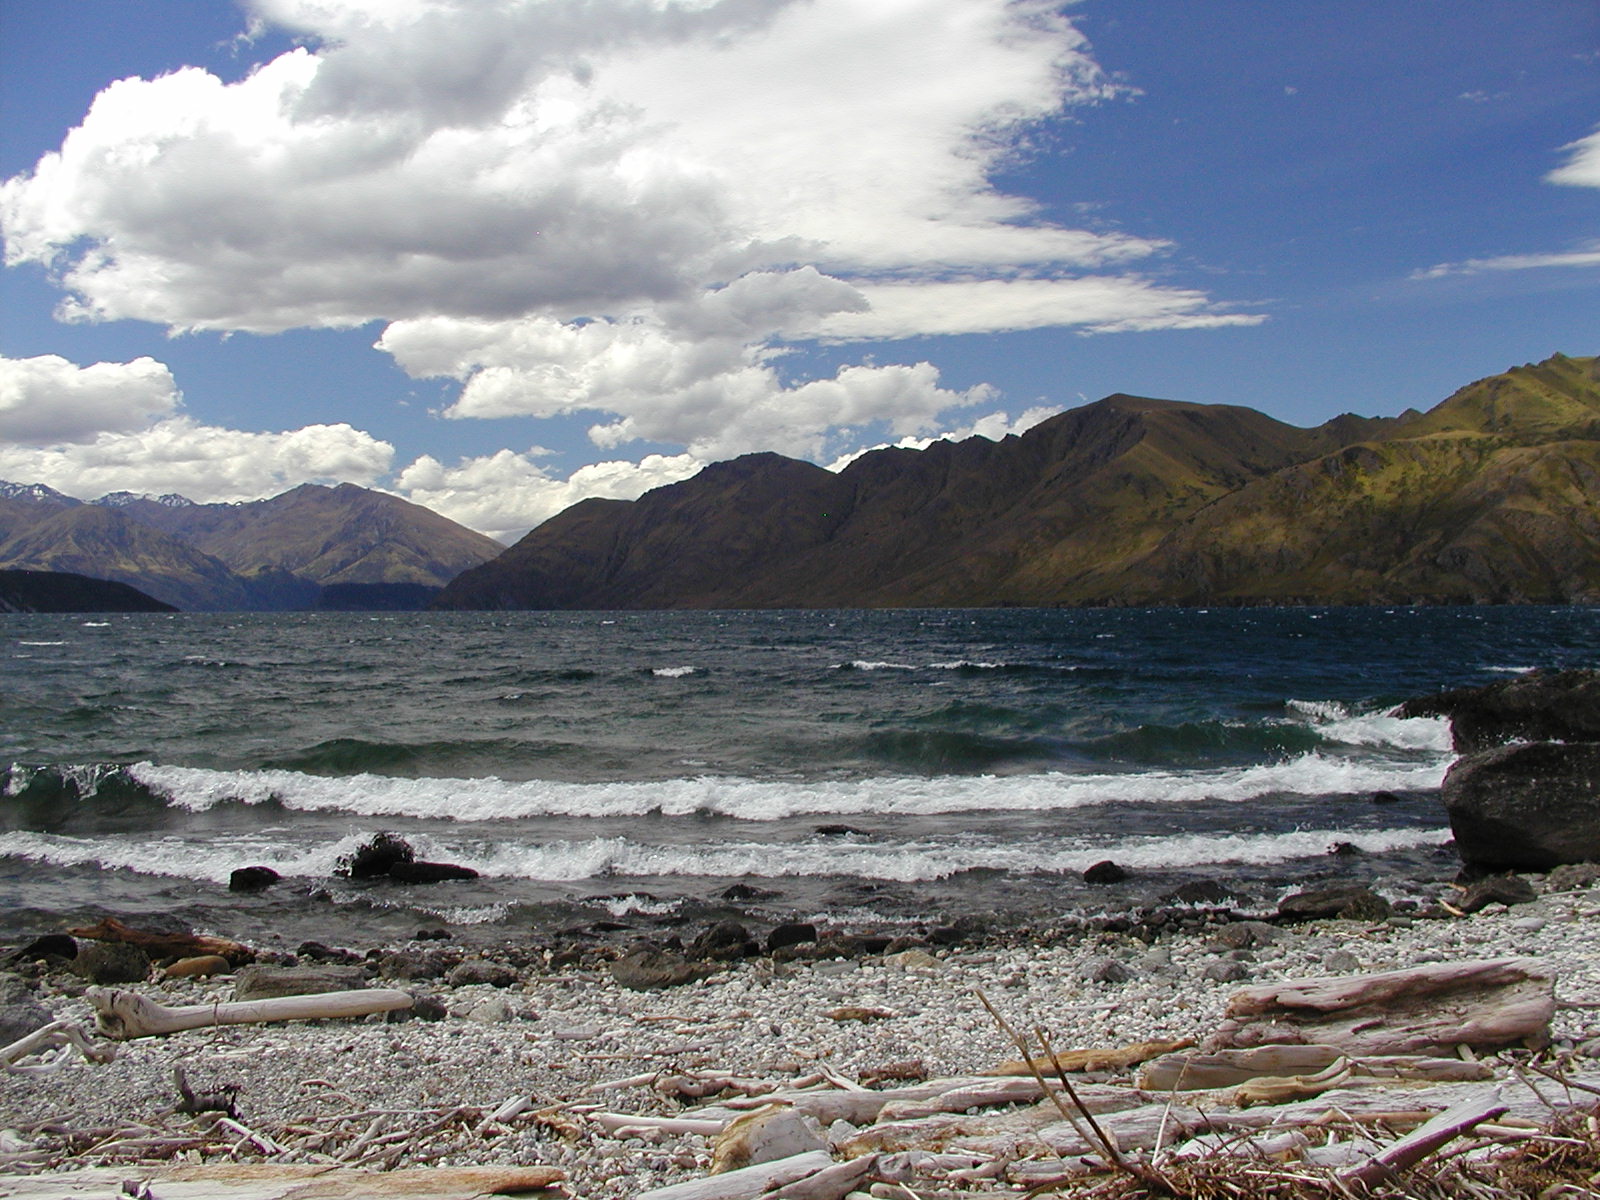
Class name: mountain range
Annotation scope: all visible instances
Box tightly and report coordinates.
[0,482,502,611]
[433,352,1600,610]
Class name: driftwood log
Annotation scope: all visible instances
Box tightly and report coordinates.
[67,917,255,966]
[1207,957,1554,1054]
[87,986,413,1039]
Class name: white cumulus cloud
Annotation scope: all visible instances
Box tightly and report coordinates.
[0,354,180,444]
[394,447,703,542]
[0,0,1255,481]
[0,417,394,504]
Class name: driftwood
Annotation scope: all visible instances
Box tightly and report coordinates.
[639,1149,836,1200]
[1209,957,1555,1055]
[1,1019,116,1073]
[0,1164,566,1198]
[67,917,255,965]
[1338,1088,1508,1190]
[1139,1044,1495,1090]
[989,1037,1194,1076]
[87,986,413,1039]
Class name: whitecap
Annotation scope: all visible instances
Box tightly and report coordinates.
[651,666,696,678]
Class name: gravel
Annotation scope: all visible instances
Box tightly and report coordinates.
[4,887,1600,1197]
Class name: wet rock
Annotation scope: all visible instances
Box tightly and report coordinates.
[814,824,869,837]
[609,946,712,991]
[228,866,280,893]
[446,960,518,988]
[766,922,817,955]
[336,832,415,879]
[388,860,479,883]
[1442,742,1600,870]
[1327,841,1360,857]
[72,941,151,985]
[719,882,779,901]
[234,964,365,1001]
[1456,874,1538,913]
[1083,860,1129,884]
[1277,885,1391,922]
[691,920,756,961]
[1398,668,1600,752]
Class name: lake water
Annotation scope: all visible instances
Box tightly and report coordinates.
[3,606,1595,951]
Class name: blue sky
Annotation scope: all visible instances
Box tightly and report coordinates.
[1,0,1596,540]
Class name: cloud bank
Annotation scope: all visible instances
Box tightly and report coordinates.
[0,0,1263,533]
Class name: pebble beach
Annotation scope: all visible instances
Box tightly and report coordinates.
[4,875,1599,1197]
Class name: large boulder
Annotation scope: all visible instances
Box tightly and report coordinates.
[1442,742,1600,870]
[1399,669,1600,752]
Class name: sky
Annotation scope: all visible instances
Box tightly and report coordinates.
[1,1,1597,543]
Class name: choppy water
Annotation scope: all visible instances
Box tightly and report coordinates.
[3,607,1595,949]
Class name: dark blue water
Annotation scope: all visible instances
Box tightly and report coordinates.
[2,606,1595,949]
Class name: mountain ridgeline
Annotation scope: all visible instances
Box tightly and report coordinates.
[434,353,1600,610]
[0,482,502,611]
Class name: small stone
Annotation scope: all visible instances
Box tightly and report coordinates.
[1323,950,1362,974]
[233,964,364,1001]
[883,948,942,971]
[467,996,514,1023]
[1456,874,1538,913]
[1277,885,1390,922]
[609,946,711,991]
[1208,920,1278,950]
[1511,917,1548,934]
[691,920,754,962]
[1080,956,1131,984]
[1203,960,1250,983]
[164,954,231,979]
[446,960,518,988]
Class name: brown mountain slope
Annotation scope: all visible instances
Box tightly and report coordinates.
[0,506,253,611]
[434,352,1600,611]
[107,483,503,587]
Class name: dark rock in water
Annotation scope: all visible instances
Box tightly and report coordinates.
[1456,874,1539,913]
[0,974,53,1045]
[691,920,755,961]
[413,928,452,940]
[609,946,711,991]
[388,860,479,883]
[766,922,817,954]
[719,882,780,901]
[1277,885,1391,922]
[1328,841,1360,857]
[72,941,151,984]
[337,832,415,879]
[446,960,518,988]
[234,964,365,1001]
[1083,860,1129,884]
[1398,669,1600,753]
[229,866,281,893]
[815,824,868,837]
[296,941,363,964]
[9,934,76,963]
[1165,879,1245,907]
[376,949,456,981]
[1371,790,1406,805]
[1442,742,1600,870]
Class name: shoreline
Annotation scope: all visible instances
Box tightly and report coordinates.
[4,868,1598,1197]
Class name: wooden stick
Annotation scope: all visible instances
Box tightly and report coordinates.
[1337,1089,1508,1191]
[86,986,413,1039]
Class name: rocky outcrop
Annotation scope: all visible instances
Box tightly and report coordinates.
[1441,742,1600,870]
[1398,669,1600,752]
